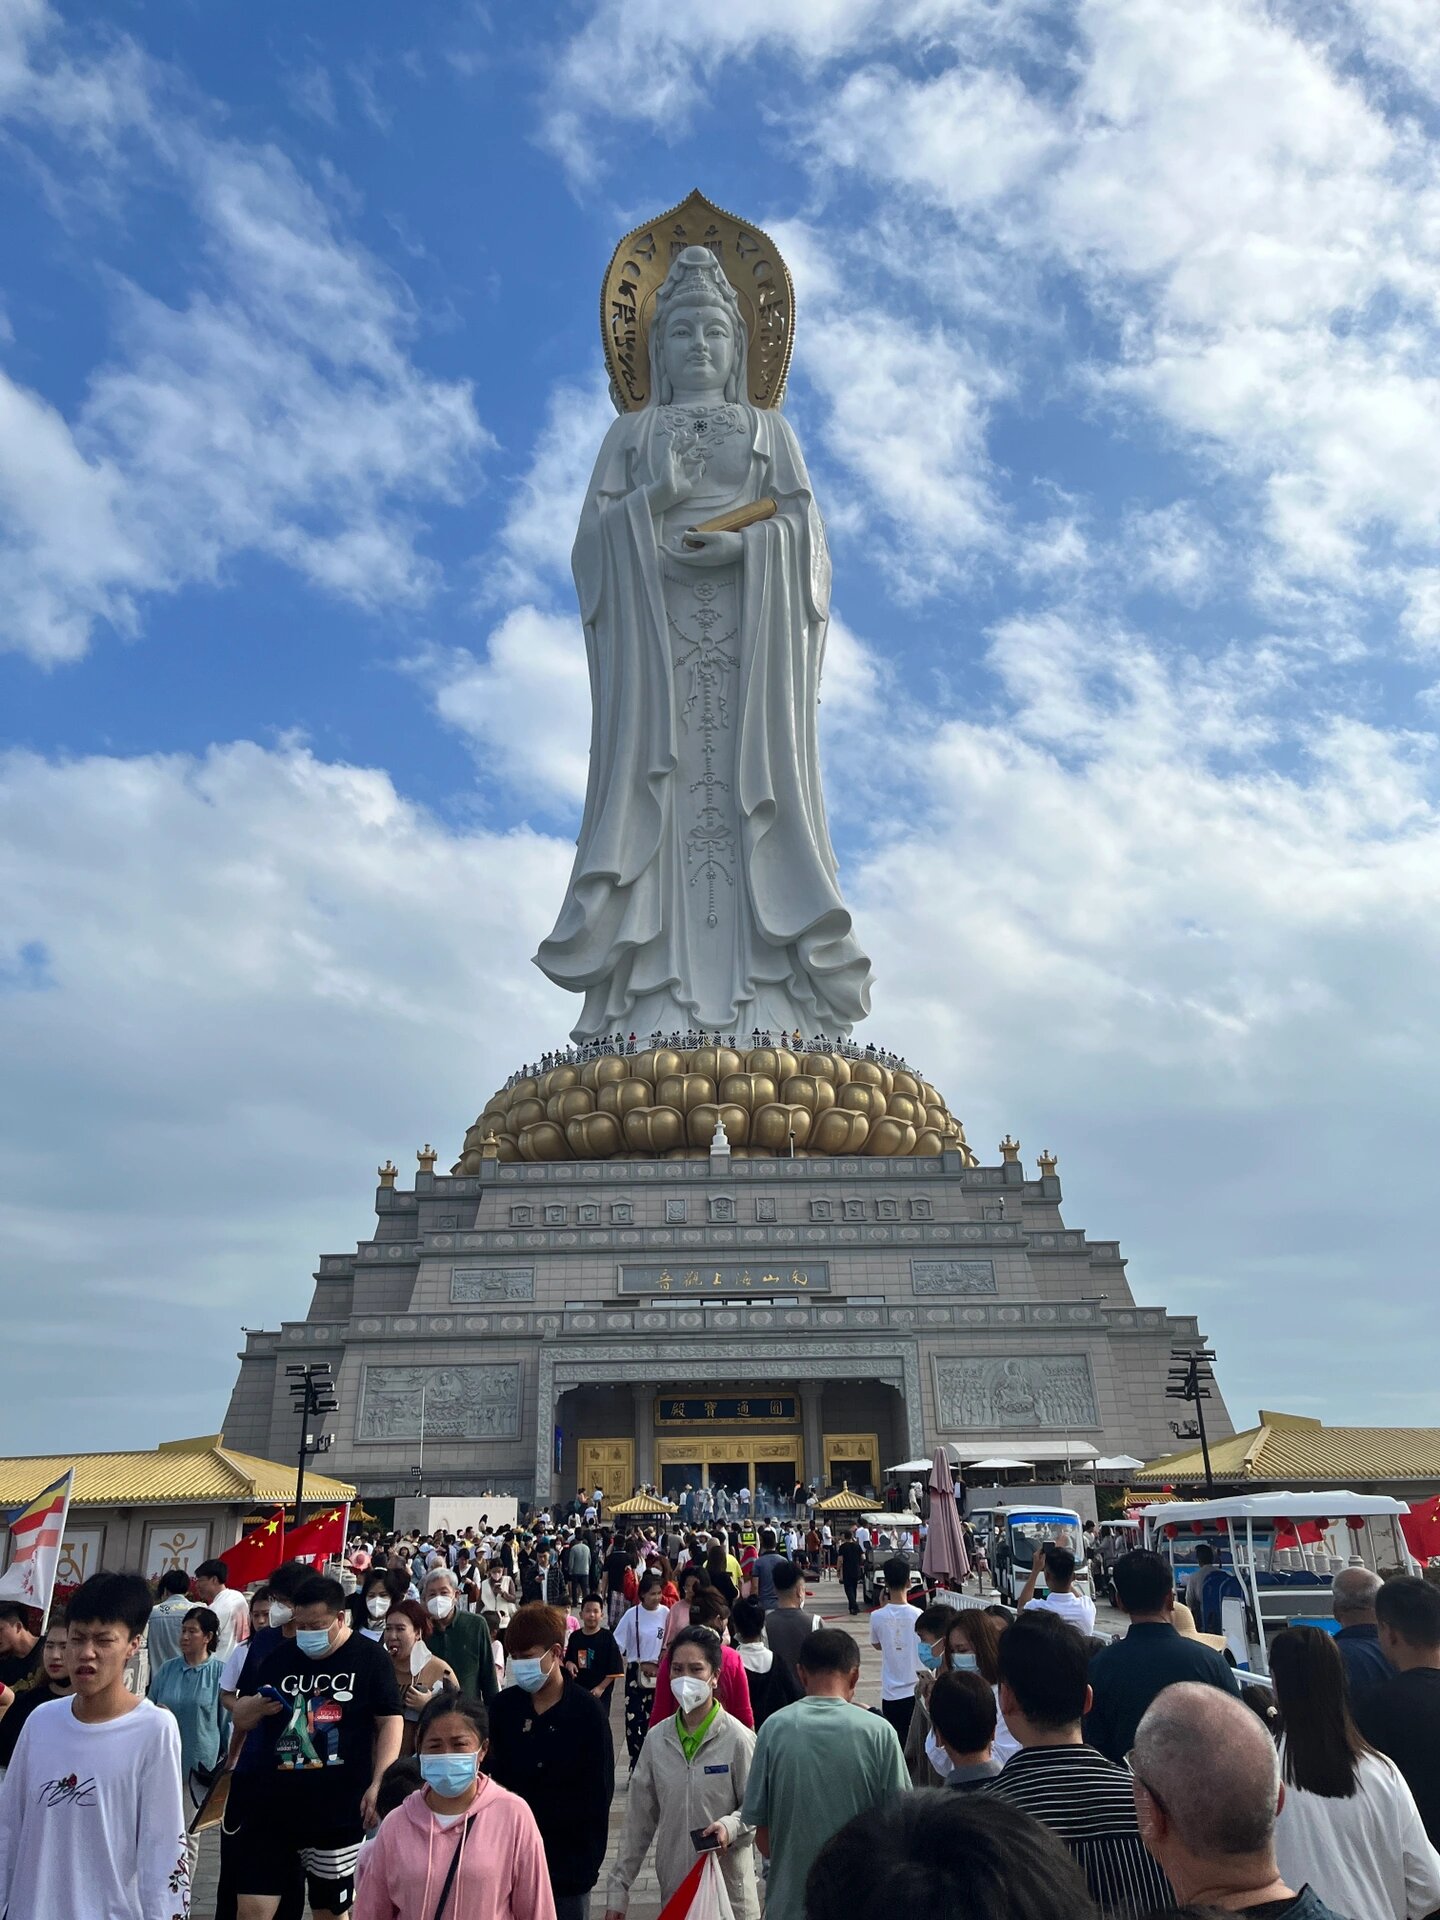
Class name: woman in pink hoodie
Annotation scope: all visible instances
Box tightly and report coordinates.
[355,1693,555,1920]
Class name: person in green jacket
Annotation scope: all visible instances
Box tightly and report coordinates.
[421,1568,497,1701]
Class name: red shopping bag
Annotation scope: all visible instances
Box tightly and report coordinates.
[657,1850,735,1920]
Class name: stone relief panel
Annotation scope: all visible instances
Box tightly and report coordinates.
[450,1266,535,1304]
[933,1355,1098,1429]
[358,1363,521,1440]
[754,1197,778,1223]
[912,1259,997,1296]
[909,1198,932,1220]
[665,1199,687,1224]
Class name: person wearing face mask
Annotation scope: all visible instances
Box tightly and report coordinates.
[901,1603,959,1786]
[945,1609,1020,1765]
[604,1625,759,1920]
[484,1603,614,1920]
[615,1572,670,1771]
[236,1575,403,1920]
[218,1559,314,1920]
[420,1567,497,1704]
[353,1692,556,1920]
[381,1601,459,1755]
[926,1667,1001,1789]
[352,1566,410,1641]
[482,1561,518,1628]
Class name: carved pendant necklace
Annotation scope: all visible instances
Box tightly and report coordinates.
[660,402,744,473]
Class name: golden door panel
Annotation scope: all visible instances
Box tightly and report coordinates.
[580,1439,634,1503]
[823,1431,879,1484]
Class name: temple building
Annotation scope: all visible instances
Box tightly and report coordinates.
[223,1043,1232,1510]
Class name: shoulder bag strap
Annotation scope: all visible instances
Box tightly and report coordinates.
[431,1811,478,1920]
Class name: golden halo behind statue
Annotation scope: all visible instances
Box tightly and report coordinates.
[601,189,796,413]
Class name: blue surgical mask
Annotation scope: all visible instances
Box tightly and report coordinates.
[296,1627,333,1658]
[917,1641,943,1671]
[420,1752,479,1799]
[511,1655,549,1693]
[950,1651,979,1671]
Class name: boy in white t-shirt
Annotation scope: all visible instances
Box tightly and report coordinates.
[869,1556,923,1745]
[0,1570,189,1920]
[1019,1543,1097,1634]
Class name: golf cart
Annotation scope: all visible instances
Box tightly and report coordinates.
[1140,1490,1414,1675]
[862,1512,923,1604]
[993,1505,1090,1607]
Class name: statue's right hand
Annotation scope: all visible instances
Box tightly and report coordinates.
[648,433,698,514]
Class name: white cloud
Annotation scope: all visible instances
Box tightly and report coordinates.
[280,61,338,127]
[431,607,592,809]
[0,5,489,663]
[0,740,573,1449]
[851,625,1440,1421]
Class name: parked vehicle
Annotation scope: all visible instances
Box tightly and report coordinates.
[1140,1490,1414,1675]
[993,1506,1089,1607]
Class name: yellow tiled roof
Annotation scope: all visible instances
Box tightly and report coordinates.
[0,1435,355,1510]
[1135,1410,1440,1487]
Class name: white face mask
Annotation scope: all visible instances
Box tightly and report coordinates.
[924,1728,956,1780]
[426,1595,454,1620]
[672,1675,712,1714]
[268,1602,294,1628]
[367,1596,390,1619]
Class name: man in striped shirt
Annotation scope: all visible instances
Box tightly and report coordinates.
[985,1610,1172,1915]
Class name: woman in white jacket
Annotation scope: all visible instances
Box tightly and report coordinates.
[1271,1626,1440,1920]
[603,1625,758,1920]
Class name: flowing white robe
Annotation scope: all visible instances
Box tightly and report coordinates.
[535,401,874,1040]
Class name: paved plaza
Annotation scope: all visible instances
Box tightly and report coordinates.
[189,1575,1124,1919]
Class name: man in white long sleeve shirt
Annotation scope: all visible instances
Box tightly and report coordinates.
[0,1569,190,1920]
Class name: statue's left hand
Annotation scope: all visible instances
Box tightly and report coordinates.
[671,529,744,568]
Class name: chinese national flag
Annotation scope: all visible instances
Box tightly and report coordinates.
[1402,1497,1440,1563]
[220,1509,287,1586]
[286,1504,349,1570]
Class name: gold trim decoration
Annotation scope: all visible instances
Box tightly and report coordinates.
[602,189,796,412]
[453,1047,977,1169]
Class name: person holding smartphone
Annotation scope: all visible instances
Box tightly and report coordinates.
[603,1625,758,1920]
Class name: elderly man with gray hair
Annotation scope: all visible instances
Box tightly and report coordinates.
[418,1565,496,1701]
[1332,1566,1395,1714]
[1130,1682,1347,1920]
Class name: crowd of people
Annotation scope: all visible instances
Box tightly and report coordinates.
[0,1511,1436,1920]
[503,1032,918,1089]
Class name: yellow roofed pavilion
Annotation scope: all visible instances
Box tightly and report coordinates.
[1135,1410,1440,1494]
[0,1434,355,1510]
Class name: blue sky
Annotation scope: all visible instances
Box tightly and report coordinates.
[4,0,1440,1455]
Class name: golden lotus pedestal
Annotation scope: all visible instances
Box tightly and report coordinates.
[452,1045,977,1170]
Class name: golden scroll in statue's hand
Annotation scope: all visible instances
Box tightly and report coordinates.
[683,497,777,547]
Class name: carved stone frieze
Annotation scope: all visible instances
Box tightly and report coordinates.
[933,1354,1099,1430]
[357,1363,521,1442]
[449,1266,534,1303]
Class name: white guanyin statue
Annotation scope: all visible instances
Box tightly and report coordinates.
[535,202,874,1041]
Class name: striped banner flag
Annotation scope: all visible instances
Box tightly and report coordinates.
[0,1469,75,1618]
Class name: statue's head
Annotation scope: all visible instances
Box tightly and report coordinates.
[649,246,748,405]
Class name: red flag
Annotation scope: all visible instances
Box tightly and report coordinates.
[1402,1498,1440,1563]
[218,1509,287,1587]
[286,1504,349,1570]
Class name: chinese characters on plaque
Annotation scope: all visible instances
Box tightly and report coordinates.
[616,1261,830,1295]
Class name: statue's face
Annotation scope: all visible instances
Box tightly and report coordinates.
[660,300,734,396]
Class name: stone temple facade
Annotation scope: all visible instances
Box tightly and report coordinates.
[223,1127,1232,1511]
